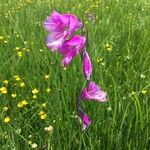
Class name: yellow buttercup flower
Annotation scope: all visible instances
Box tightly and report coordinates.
[0,36,4,40]
[106,47,112,51]
[17,51,23,57]
[46,88,51,93]
[20,82,25,87]
[4,116,10,123]
[28,140,32,145]
[11,93,17,98]
[17,102,24,108]
[32,88,39,94]
[4,40,8,44]
[38,111,45,116]
[21,100,28,105]
[15,47,20,51]
[3,106,9,112]
[17,100,28,108]
[44,75,50,79]
[141,89,147,94]
[63,67,67,71]
[14,75,21,81]
[24,41,28,45]
[131,91,136,95]
[42,103,47,107]
[3,80,9,84]
[40,114,47,120]
[33,95,37,99]
[0,87,7,94]
[97,57,103,63]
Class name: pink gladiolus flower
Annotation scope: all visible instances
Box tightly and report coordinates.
[46,31,67,51]
[83,51,92,80]
[44,11,82,51]
[80,111,91,130]
[80,81,107,102]
[58,35,86,66]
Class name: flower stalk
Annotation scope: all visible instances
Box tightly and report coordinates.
[43,11,107,130]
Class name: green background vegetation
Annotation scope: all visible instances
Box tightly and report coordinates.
[0,0,150,149]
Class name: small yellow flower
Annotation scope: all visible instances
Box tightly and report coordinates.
[97,57,103,63]
[20,82,25,87]
[44,75,50,79]
[17,51,23,57]
[42,103,47,107]
[106,47,112,51]
[4,40,8,44]
[3,80,9,84]
[33,95,37,99]
[32,89,39,94]
[15,47,20,51]
[11,93,17,98]
[16,34,19,38]
[46,88,51,93]
[17,102,23,108]
[63,67,67,71]
[38,111,45,116]
[40,114,47,120]
[28,140,32,145]
[3,106,9,112]
[131,91,136,95]
[105,43,110,47]
[22,100,28,105]
[0,87,7,94]
[4,116,10,123]
[141,89,147,94]
[14,75,21,81]
[24,41,28,45]
[0,36,4,40]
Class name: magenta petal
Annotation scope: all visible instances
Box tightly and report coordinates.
[46,31,67,51]
[80,81,107,102]
[83,51,92,80]
[80,111,91,130]
[44,11,64,32]
[58,35,86,65]
[44,11,82,35]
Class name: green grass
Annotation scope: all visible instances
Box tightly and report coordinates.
[0,0,150,149]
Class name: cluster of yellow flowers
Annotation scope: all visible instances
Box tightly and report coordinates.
[4,0,33,19]
[17,100,28,108]
[0,72,52,124]
[105,43,112,51]
[38,110,47,120]
[0,36,9,44]
[32,88,39,99]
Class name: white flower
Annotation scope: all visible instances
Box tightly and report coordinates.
[44,126,54,134]
[31,143,37,149]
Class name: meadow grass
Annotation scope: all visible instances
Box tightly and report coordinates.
[0,0,150,149]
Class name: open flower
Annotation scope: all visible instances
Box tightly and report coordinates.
[44,11,82,51]
[58,35,86,66]
[80,111,91,130]
[83,51,92,80]
[80,81,107,102]
[46,31,67,51]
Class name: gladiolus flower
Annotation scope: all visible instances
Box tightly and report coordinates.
[80,111,91,130]
[44,11,82,51]
[80,81,107,102]
[83,51,92,80]
[58,35,86,66]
